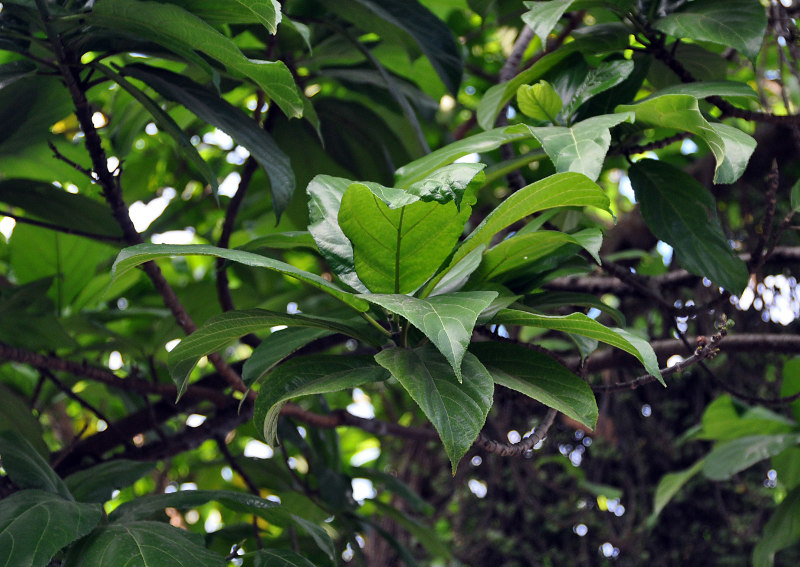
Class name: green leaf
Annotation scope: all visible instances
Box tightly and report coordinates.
[352,0,462,94]
[0,179,122,238]
[0,382,48,459]
[166,0,282,32]
[168,309,379,397]
[423,172,609,294]
[628,160,749,294]
[560,59,635,119]
[781,357,800,424]
[528,113,634,181]
[91,0,303,117]
[709,123,757,185]
[638,80,758,100]
[242,327,333,386]
[517,81,563,123]
[0,489,103,567]
[339,182,474,294]
[406,163,485,210]
[696,395,795,442]
[253,355,390,445]
[791,180,800,212]
[360,292,498,382]
[653,0,767,60]
[394,125,531,187]
[0,430,72,500]
[647,460,704,528]
[252,549,317,567]
[122,64,294,219]
[238,232,318,252]
[0,60,37,89]
[109,489,278,523]
[63,521,225,567]
[471,342,598,429]
[64,461,156,504]
[375,345,493,472]
[703,433,800,481]
[430,244,487,296]
[525,291,626,326]
[522,0,575,46]
[492,309,662,382]
[753,487,800,567]
[111,243,369,312]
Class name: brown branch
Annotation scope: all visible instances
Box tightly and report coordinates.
[749,160,780,273]
[0,208,126,244]
[475,408,557,457]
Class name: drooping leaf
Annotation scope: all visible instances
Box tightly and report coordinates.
[703,433,800,481]
[62,521,226,567]
[0,490,103,567]
[168,309,380,397]
[65,461,156,504]
[522,0,575,45]
[375,345,493,472]
[528,113,633,181]
[0,430,72,499]
[709,122,757,185]
[122,64,294,218]
[471,342,598,428]
[753,486,800,567]
[492,309,662,381]
[242,327,333,386]
[653,0,767,60]
[360,292,498,382]
[517,81,563,123]
[253,355,390,445]
[252,549,318,567]
[91,0,303,117]
[628,160,749,294]
[696,395,795,442]
[111,244,369,312]
[647,460,704,528]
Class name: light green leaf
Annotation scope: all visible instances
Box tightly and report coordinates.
[406,163,486,209]
[0,490,103,567]
[111,243,369,312]
[238,232,318,252]
[242,327,333,386]
[123,64,294,219]
[709,122,757,185]
[647,460,704,528]
[423,173,609,294]
[522,0,575,45]
[517,81,563,123]
[696,395,795,442]
[253,355,390,445]
[753,487,800,567]
[339,182,474,294]
[528,113,634,181]
[166,0,282,33]
[430,244,487,296]
[168,309,380,398]
[704,433,800,481]
[65,461,156,504]
[628,159,749,294]
[653,0,767,60]
[92,0,304,117]
[781,357,800,423]
[492,309,662,382]
[375,345,493,472]
[361,292,498,382]
[471,342,597,428]
[63,521,225,567]
[252,549,317,567]
[0,430,72,500]
[638,80,758,101]
[394,125,531,187]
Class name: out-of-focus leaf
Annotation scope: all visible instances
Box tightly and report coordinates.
[628,160,749,294]
[375,345,493,473]
[471,342,597,428]
[64,461,156,504]
[704,433,800,481]
[0,382,48,458]
[647,460,704,528]
[0,490,103,567]
[781,357,800,423]
[0,430,72,499]
[361,292,498,382]
[253,355,390,445]
[252,549,317,567]
[0,60,37,89]
[753,486,800,567]
[522,0,575,45]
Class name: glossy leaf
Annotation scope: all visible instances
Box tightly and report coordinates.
[653,0,767,60]
[753,487,800,567]
[0,489,103,567]
[703,433,800,481]
[92,0,304,117]
[65,460,156,504]
[517,81,562,123]
[0,430,72,499]
[406,163,485,210]
[430,244,486,296]
[628,160,749,294]
[471,342,598,428]
[168,309,380,397]
[252,549,317,567]
[361,291,498,382]
[339,182,473,294]
[560,59,635,119]
[522,0,574,45]
[375,345,493,472]
[122,64,294,218]
[242,327,333,386]
[528,113,634,181]
[253,355,390,445]
[63,521,226,567]
[647,460,704,528]
[111,244,369,312]
[492,309,662,381]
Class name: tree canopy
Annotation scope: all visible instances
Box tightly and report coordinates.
[1,0,800,565]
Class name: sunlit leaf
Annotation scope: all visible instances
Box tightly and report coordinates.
[522,0,575,45]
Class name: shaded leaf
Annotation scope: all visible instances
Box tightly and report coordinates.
[64,461,156,504]
[525,291,626,326]
[375,345,493,472]
[753,487,800,567]
[471,342,597,428]
[361,292,498,381]
[0,430,72,499]
[647,460,704,528]
[253,355,390,445]
[242,327,333,386]
[628,159,749,294]
[522,0,575,45]
[703,433,800,481]
[109,489,279,523]
[430,244,487,296]
[167,0,281,32]
[0,382,48,459]
[560,59,635,119]
[252,549,317,567]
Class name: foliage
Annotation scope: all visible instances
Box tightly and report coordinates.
[1,0,800,565]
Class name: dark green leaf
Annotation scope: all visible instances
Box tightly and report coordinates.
[471,342,598,428]
[703,433,800,481]
[64,461,156,503]
[753,486,800,567]
[361,292,498,382]
[522,0,575,45]
[109,489,279,523]
[560,59,635,119]
[525,291,626,326]
[238,232,318,252]
[0,60,37,89]
[242,327,333,386]
[253,355,390,445]
[375,345,493,472]
[0,382,48,459]
[0,430,72,499]
[0,490,103,567]
[169,0,282,33]
[628,160,749,294]
[647,460,704,528]
[252,549,317,567]
[781,357,800,424]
